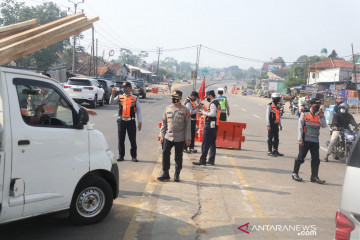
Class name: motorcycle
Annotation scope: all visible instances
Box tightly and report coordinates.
[279,102,284,116]
[326,126,358,163]
[242,91,247,96]
[290,100,298,115]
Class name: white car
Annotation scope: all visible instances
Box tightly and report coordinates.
[335,135,360,239]
[64,77,105,108]
[0,67,118,225]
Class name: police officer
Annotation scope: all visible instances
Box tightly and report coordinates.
[292,98,327,184]
[193,90,219,166]
[110,82,142,162]
[216,88,230,121]
[266,93,283,157]
[183,91,202,153]
[158,90,191,182]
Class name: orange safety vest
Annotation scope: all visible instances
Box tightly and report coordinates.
[303,112,321,143]
[118,95,137,118]
[270,104,280,124]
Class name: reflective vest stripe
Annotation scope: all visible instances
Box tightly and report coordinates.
[271,105,280,123]
[119,95,137,118]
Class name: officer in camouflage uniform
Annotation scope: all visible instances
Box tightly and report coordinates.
[158,90,191,182]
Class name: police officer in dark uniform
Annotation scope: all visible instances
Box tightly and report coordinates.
[193,90,219,166]
[292,98,327,184]
[266,92,283,157]
[110,82,142,162]
[183,91,201,153]
[158,90,191,182]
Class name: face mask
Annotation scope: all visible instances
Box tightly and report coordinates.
[124,88,130,94]
[206,97,211,102]
[172,97,179,104]
[340,109,346,113]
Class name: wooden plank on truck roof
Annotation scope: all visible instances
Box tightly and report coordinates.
[0,19,38,33]
[0,13,85,47]
[0,16,98,65]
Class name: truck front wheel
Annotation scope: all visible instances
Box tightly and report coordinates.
[70,176,113,225]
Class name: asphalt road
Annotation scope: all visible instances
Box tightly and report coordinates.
[0,81,346,240]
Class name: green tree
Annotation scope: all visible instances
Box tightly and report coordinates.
[328,50,338,58]
[272,57,286,67]
[118,48,148,67]
[0,0,69,70]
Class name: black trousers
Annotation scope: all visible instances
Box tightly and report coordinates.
[219,112,227,121]
[117,119,137,158]
[268,124,279,143]
[184,120,197,149]
[296,141,320,165]
[163,139,185,172]
[200,124,218,164]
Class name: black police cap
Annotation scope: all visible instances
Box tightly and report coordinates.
[310,98,321,105]
[122,82,132,88]
[172,90,182,97]
[190,91,199,97]
[206,90,215,97]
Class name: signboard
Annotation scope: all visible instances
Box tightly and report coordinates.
[268,65,281,72]
[269,82,278,91]
[347,97,359,106]
[191,71,197,79]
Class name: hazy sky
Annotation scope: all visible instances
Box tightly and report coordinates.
[26,0,360,69]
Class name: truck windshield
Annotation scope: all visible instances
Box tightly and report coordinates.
[0,81,3,150]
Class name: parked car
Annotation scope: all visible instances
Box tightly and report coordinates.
[64,77,105,108]
[96,78,115,104]
[114,81,139,96]
[0,67,119,225]
[132,79,146,99]
[335,134,360,239]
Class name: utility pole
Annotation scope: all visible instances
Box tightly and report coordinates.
[194,44,201,90]
[351,43,359,113]
[156,47,162,82]
[95,39,98,77]
[68,0,84,74]
[92,27,95,76]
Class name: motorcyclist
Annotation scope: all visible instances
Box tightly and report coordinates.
[298,95,310,115]
[224,85,228,93]
[334,98,343,114]
[291,96,299,114]
[324,103,359,162]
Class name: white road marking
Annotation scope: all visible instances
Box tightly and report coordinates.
[241,108,247,111]
[252,114,261,119]
[320,146,327,152]
[113,114,118,117]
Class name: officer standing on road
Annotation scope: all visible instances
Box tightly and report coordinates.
[183,91,202,153]
[216,88,230,121]
[324,103,359,162]
[266,92,284,157]
[110,82,142,162]
[292,98,327,184]
[193,90,220,166]
[158,90,191,182]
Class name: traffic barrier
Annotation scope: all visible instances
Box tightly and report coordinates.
[216,121,246,150]
[151,88,158,94]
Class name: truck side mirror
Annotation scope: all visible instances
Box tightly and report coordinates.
[78,107,89,127]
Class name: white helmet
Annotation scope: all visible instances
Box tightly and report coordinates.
[271,92,281,98]
[217,88,224,92]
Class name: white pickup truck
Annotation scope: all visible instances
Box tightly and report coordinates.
[0,67,119,225]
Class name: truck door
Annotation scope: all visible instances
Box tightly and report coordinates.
[0,87,4,208]
[8,76,89,217]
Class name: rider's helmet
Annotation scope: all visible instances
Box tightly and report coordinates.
[339,103,349,112]
[271,92,281,98]
[305,95,310,100]
[336,98,343,106]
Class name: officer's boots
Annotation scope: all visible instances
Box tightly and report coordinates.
[174,170,180,182]
[273,141,284,157]
[157,170,170,181]
[310,162,326,184]
[292,160,303,182]
[267,140,274,156]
